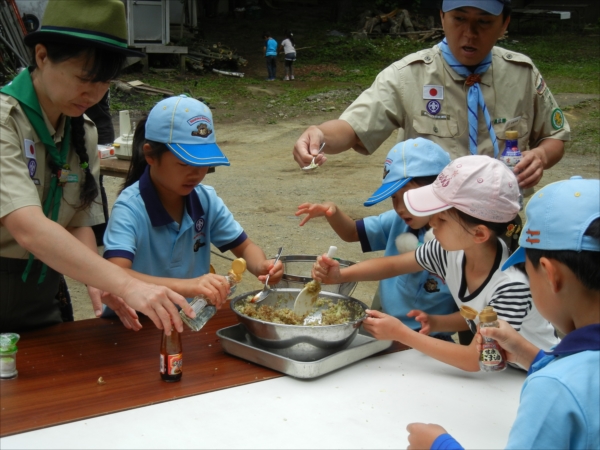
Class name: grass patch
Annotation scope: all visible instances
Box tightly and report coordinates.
[564,100,600,155]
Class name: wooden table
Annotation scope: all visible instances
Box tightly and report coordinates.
[99,157,130,179]
[0,309,280,437]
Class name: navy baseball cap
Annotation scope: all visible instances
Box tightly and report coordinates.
[442,0,510,15]
[364,138,451,207]
[145,95,229,167]
[502,177,600,270]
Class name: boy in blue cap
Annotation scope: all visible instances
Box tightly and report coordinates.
[102,95,283,326]
[296,138,457,339]
[407,177,600,449]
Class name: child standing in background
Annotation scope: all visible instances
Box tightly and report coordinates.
[407,177,600,450]
[262,31,277,81]
[102,95,283,325]
[297,139,457,340]
[313,156,559,372]
[280,30,296,81]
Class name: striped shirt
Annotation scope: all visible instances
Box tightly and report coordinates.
[416,239,559,351]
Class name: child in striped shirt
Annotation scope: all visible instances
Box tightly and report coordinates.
[312,156,558,371]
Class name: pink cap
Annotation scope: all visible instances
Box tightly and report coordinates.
[404,155,520,223]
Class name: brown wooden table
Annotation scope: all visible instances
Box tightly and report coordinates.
[99,157,130,179]
[0,309,404,437]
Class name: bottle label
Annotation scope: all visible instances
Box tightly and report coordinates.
[160,353,182,375]
[480,341,504,367]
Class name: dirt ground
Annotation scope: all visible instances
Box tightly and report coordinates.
[68,95,600,322]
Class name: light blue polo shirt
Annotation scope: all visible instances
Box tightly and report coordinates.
[265,38,277,56]
[357,209,456,330]
[104,166,247,296]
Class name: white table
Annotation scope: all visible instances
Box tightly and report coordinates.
[1,349,525,449]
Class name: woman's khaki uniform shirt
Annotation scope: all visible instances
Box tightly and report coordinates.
[0,93,104,259]
[339,45,570,159]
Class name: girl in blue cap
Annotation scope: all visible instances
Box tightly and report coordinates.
[0,0,193,334]
[103,95,283,317]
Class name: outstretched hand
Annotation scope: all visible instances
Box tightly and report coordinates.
[295,202,337,226]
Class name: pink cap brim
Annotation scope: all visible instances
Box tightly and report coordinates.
[404,185,452,217]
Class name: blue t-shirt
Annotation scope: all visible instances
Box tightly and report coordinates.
[265,38,277,56]
[104,166,247,299]
[433,323,600,450]
[357,209,456,330]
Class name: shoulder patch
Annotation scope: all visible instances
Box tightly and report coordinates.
[535,73,547,95]
[393,48,436,70]
[551,108,565,130]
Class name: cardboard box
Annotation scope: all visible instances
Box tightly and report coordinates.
[98,145,116,159]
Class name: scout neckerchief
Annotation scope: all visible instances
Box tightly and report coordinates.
[438,39,500,158]
[1,69,73,283]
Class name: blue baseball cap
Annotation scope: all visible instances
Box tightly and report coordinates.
[145,95,229,167]
[502,177,600,270]
[442,0,510,15]
[364,138,451,207]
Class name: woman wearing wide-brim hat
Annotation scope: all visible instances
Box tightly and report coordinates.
[0,0,194,334]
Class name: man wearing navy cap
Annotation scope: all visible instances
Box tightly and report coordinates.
[293,0,569,193]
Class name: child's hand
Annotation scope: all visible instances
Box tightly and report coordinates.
[257,257,284,285]
[100,291,142,331]
[295,202,336,226]
[406,423,448,450]
[362,309,406,341]
[407,309,432,335]
[312,253,341,284]
[192,274,231,309]
[475,319,540,370]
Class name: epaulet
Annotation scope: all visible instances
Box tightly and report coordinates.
[393,48,436,71]
[0,93,20,123]
[494,46,534,67]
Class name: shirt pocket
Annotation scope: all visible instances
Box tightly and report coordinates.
[493,116,531,151]
[412,113,459,138]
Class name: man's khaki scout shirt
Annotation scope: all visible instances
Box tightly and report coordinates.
[0,93,104,259]
[340,45,570,159]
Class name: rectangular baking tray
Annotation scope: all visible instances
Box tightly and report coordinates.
[217,324,393,379]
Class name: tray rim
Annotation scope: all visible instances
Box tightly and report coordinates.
[217,323,393,379]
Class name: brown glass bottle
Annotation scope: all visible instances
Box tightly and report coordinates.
[160,327,182,382]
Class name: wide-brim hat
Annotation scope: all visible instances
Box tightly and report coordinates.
[364,138,451,206]
[24,0,144,58]
[146,95,230,168]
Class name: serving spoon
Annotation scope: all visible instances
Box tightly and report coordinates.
[302,142,326,171]
[293,246,337,318]
[251,246,283,303]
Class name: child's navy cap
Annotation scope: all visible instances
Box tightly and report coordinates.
[503,177,600,270]
[145,95,229,167]
[364,138,451,207]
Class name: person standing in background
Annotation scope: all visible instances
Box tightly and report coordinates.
[280,30,296,81]
[263,31,277,81]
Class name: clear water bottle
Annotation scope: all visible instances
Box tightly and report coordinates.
[499,130,523,209]
[180,258,246,332]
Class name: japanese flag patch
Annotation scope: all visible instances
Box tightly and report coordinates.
[423,85,444,100]
[24,139,36,160]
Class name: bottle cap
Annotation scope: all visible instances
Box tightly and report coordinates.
[460,305,478,321]
[505,130,518,140]
[479,306,498,323]
[231,258,247,275]
[0,333,20,354]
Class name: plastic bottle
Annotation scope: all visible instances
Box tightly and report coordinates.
[180,258,247,332]
[459,305,478,335]
[0,333,20,379]
[478,306,507,372]
[500,130,523,209]
[160,326,182,382]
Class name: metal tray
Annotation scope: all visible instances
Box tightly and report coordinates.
[217,324,393,379]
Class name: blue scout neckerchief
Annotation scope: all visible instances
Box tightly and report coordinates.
[1,69,80,284]
[438,39,500,158]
